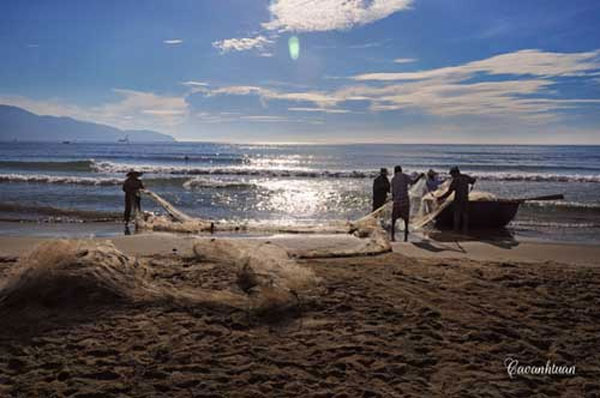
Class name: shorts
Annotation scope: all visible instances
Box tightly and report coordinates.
[392,201,410,220]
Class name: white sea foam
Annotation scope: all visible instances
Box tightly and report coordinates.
[511,220,600,228]
[183,177,255,190]
[0,173,122,186]
[90,160,600,183]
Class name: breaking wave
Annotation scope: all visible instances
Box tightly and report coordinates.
[471,172,600,183]
[0,173,189,187]
[0,173,123,186]
[91,161,600,183]
[511,220,600,229]
[521,200,600,211]
[183,177,255,190]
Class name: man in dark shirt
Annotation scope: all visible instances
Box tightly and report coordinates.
[372,168,390,212]
[437,166,476,233]
[122,171,145,224]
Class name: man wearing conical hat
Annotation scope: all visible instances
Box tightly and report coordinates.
[122,171,144,224]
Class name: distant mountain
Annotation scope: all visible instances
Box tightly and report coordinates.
[0,105,176,143]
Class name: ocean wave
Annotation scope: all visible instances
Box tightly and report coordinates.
[98,153,248,164]
[2,159,597,183]
[93,161,600,183]
[92,161,366,178]
[183,177,255,190]
[0,173,123,186]
[511,220,600,229]
[0,173,195,187]
[0,159,94,172]
[521,200,600,210]
[471,172,600,183]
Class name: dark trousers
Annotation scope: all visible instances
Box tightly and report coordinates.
[124,193,141,223]
[372,195,387,212]
[453,202,469,233]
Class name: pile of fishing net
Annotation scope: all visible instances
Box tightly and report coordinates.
[192,238,322,315]
[0,240,159,310]
[0,239,321,318]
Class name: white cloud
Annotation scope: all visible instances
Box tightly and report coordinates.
[181,81,209,87]
[394,57,416,64]
[200,49,600,124]
[211,85,270,96]
[141,109,186,116]
[212,35,273,53]
[240,115,289,122]
[288,107,350,113]
[0,89,188,132]
[348,41,387,49]
[263,0,413,32]
[354,49,600,81]
[163,39,183,45]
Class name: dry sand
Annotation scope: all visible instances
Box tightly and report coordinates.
[0,233,599,397]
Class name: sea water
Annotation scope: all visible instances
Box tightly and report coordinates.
[0,142,598,243]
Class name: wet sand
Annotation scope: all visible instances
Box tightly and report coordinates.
[0,234,599,397]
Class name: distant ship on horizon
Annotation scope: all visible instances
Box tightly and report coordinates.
[118,135,130,144]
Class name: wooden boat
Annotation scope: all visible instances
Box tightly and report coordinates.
[434,194,563,230]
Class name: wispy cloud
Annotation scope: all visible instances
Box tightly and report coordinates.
[163,39,183,45]
[288,107,350,113]
[199,49,600,124]
[0,89,188,132]
[181,81,209,87]
[348,41,386,49]
[240,115,289,122]
[262,0,413,32]
[212,35,273,54]
[394,57,417,64]
[354,49,600,81]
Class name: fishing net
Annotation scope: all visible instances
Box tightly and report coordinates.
[411,182,497,230]
[0,239,298,317]
[140,179,498,241]
[139,189,392,258]
[0,240,160,310]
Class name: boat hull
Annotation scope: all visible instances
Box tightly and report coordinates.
[434,200,520,230]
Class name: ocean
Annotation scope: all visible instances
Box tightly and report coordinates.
[0,142,598,243]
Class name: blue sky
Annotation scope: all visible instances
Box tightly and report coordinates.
[1,0,599,144]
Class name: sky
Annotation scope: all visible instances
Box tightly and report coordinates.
[1,0,600,144]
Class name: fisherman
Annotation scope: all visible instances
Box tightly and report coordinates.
[122,171,145,224]
[437,166,476,233]
[391,166,425,242]
[372,168,390,212]
[425,169,441,192]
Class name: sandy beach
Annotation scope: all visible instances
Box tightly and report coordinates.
[0,233,598,397]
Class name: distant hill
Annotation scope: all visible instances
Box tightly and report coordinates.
[0,105,176,143]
